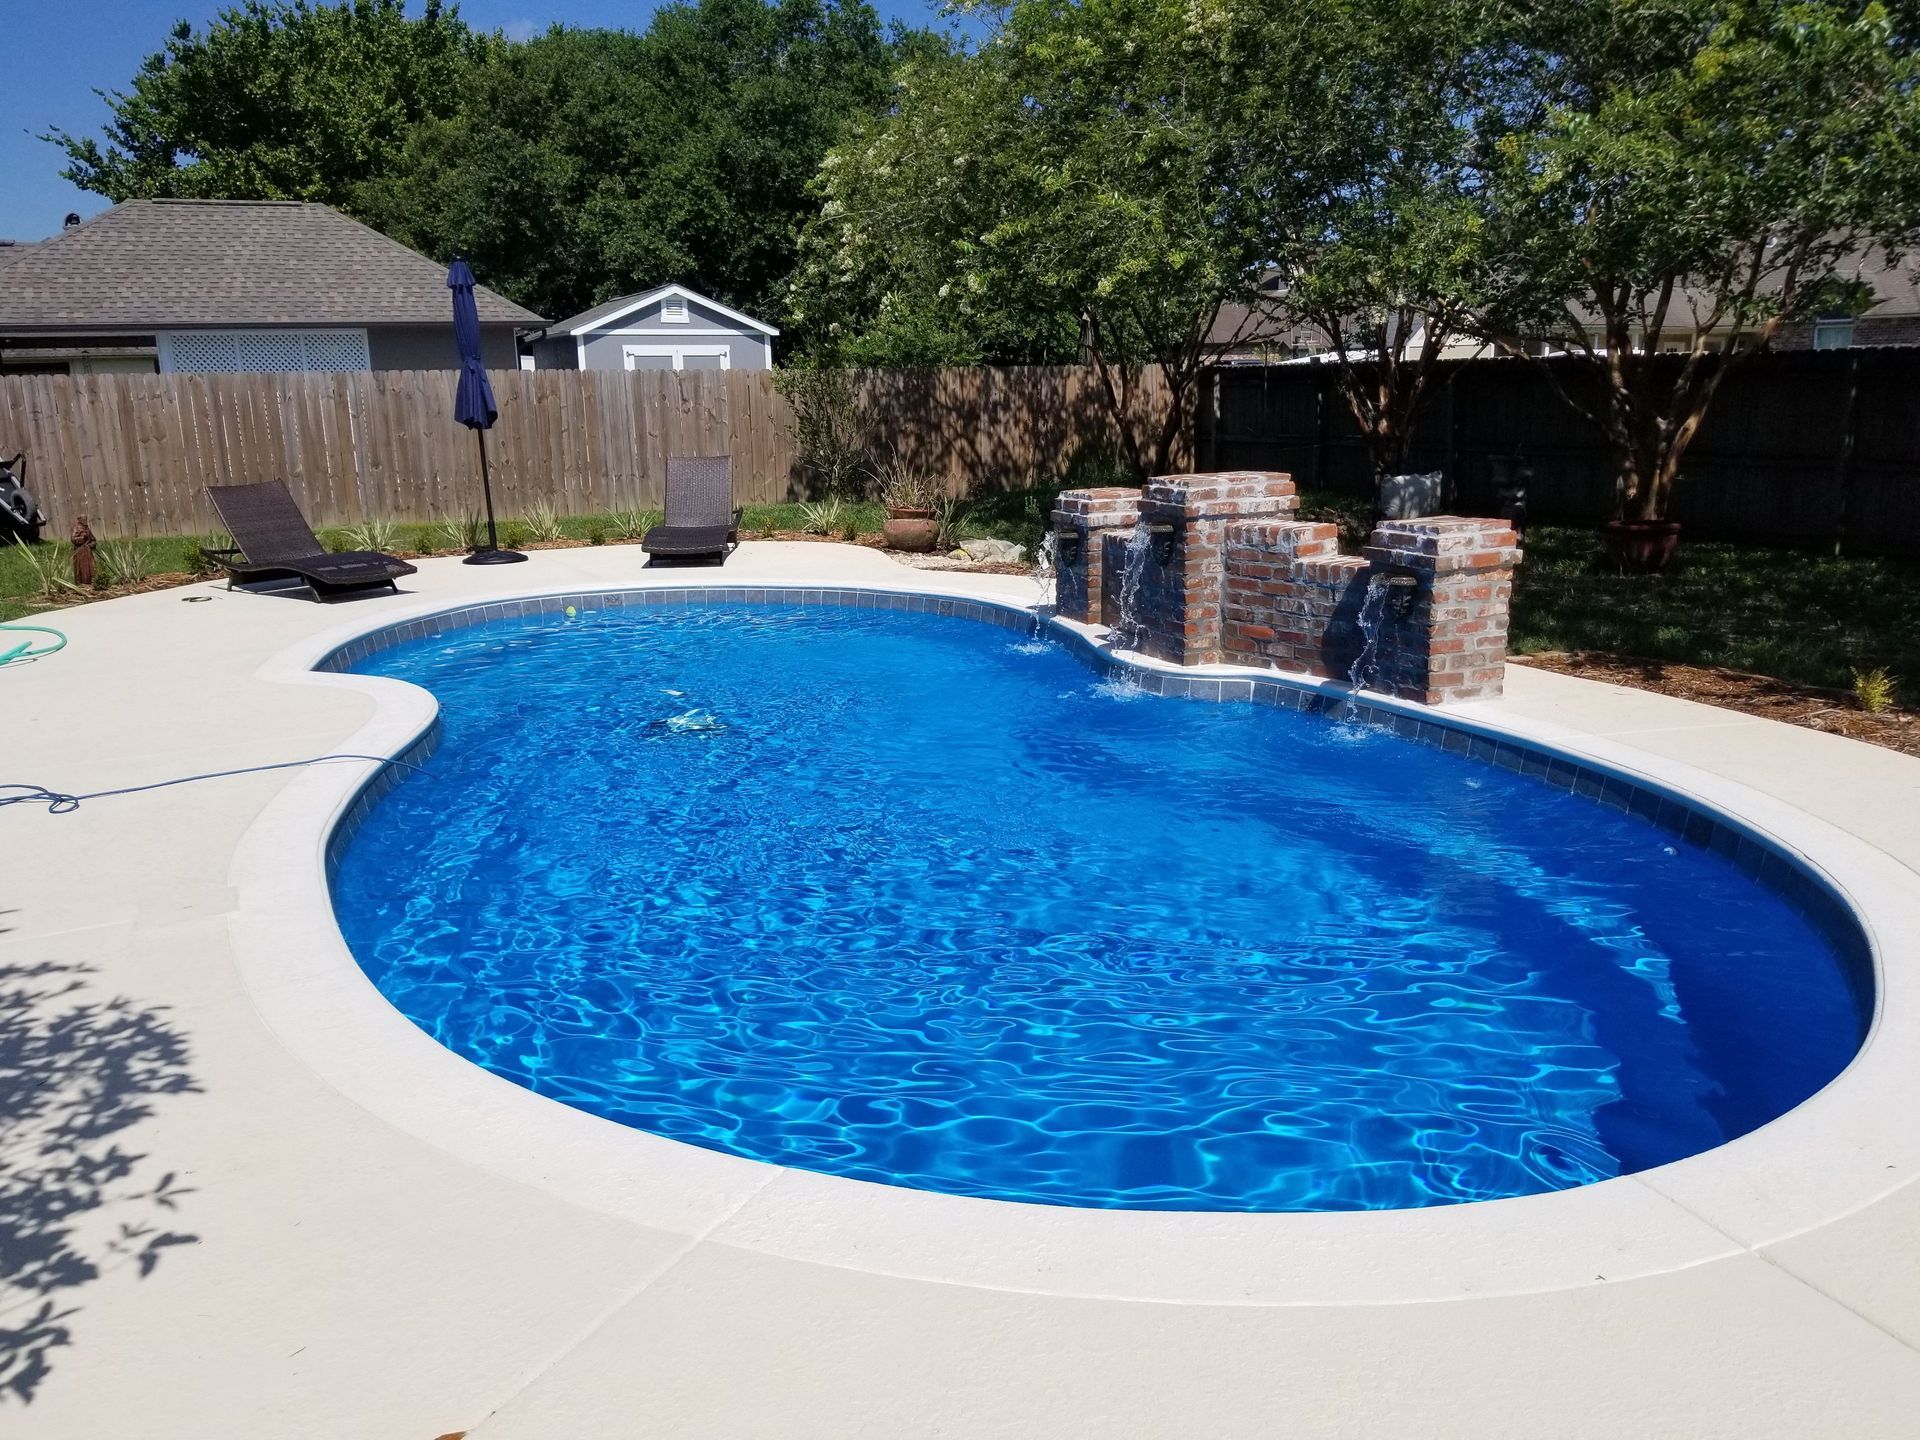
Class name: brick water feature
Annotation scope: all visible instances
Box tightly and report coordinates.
[1051,471,1522,705]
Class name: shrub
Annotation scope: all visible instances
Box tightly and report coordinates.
[610,507,659,541]
[875,456,942,512]
[9,538,84,600]
[1853,667,1899,714]
[340,517,398,554]
[775,366,870,498]
[800,499,848,536]
[523,500,566,544]
[933,496,969,552]
[436,511,483,553]
[183,534,229,576]
[96,537,161,588]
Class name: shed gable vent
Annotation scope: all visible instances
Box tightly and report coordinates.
[661,295,690,324]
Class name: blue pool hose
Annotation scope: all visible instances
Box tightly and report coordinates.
[0,623,66,667]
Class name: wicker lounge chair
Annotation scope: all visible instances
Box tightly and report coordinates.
[202,482,416,601]
[642,455,740,565]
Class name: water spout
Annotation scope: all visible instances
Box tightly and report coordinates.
[1108,519,1154,653]
[1029,530,1059,637]
[1341,575,1391,721]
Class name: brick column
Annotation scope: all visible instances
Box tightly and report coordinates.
[1135,472,1297,665]
[1051,487,1142,624]
[1222,521,1371,677]
[1364,516,1522,704]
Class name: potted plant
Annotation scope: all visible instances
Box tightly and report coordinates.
[1595,401,1685,574]
[1605,511,1684,575]
[1605,460,1683,573]
[878,459,942,553]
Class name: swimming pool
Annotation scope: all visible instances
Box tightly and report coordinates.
[330,599,1869,1212]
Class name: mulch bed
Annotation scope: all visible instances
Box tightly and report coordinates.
[1512,650,1920,759]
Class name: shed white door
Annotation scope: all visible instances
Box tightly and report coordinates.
[622,344,730,372]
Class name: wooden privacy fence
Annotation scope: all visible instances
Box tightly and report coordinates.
[1199,349,1920,557]
[0,363,1177,537]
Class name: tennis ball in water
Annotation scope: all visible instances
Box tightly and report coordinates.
[565,605,577,618]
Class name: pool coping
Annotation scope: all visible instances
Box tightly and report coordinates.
[229,576,1920,1307]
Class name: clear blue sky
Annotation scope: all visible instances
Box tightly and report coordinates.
[4,0,961,242]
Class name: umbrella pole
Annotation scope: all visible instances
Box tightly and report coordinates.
[464,426,527,565]
[480,429,499,550]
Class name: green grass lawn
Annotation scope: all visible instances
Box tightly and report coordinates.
[6,487,1917,695]
[1296,487,1920,692]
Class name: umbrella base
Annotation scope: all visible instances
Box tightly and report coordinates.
[463,547,528,565]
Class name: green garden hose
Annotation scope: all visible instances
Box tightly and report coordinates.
[0,624,67,667]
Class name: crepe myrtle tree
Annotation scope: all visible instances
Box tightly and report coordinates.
[791,0,1334,476]
[1478,0,1920,523]
[1282,201,1482,485]
[1257,0,1504,485]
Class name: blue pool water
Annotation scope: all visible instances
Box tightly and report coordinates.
[333,602,1868,1211]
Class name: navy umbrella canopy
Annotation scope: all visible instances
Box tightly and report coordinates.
[446,257,522,563]
[447,258,497,431]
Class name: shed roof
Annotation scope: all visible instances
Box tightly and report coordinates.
[547,283,778,337]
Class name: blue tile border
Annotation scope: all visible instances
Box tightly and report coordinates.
[317,584,1875,1020]
[323,715,444,883]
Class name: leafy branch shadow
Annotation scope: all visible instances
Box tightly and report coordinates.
[0,960,199,1404]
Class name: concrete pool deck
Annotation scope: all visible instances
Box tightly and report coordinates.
[4,539,1920,1436]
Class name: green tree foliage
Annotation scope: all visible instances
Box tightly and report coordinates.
[1480,0,1920,520]
[50,0,918,325]
[792,0,1342,473]
[47,0,493,207]
[1250,0,1505,481]
[361,0,912,321]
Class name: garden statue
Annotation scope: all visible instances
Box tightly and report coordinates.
[71,515,96,587]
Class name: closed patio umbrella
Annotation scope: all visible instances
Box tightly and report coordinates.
[448,257,524,565]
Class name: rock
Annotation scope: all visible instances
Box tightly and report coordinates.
[956,538,1027,565]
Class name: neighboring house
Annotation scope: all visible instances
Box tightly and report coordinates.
[1204,248,1920,368]
[525,285,778,371]
[0,199,541,375]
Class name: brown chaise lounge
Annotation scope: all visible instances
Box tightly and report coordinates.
[203,481,417,601]
[642,455,740,565]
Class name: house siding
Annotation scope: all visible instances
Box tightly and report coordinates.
[529,335,579,370]
[576,332,771,371]
[368,323,520,371]
[1771,315,1920,350]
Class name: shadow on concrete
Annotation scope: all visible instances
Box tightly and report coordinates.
[0,960,198,1405]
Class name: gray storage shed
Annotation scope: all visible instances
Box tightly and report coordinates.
[526,285,778,372]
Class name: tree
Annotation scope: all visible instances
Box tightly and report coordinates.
[785,45,1082,369]
[47,0,494,208]
[1479,0,1920,522]
[793,0,1349,475]
[774,365,871,497]
[1249,0,1502,483]
[362,0,913,322]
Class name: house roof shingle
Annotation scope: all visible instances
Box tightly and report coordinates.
[0,200,543,331]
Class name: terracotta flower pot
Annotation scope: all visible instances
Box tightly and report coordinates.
[1604,518,1682,574]
[884,506,938,553]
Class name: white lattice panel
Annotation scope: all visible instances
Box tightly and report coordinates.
[162,332,240,372]
[160,328,371,374]
[303,330,372,371]
[234,332,305,372]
